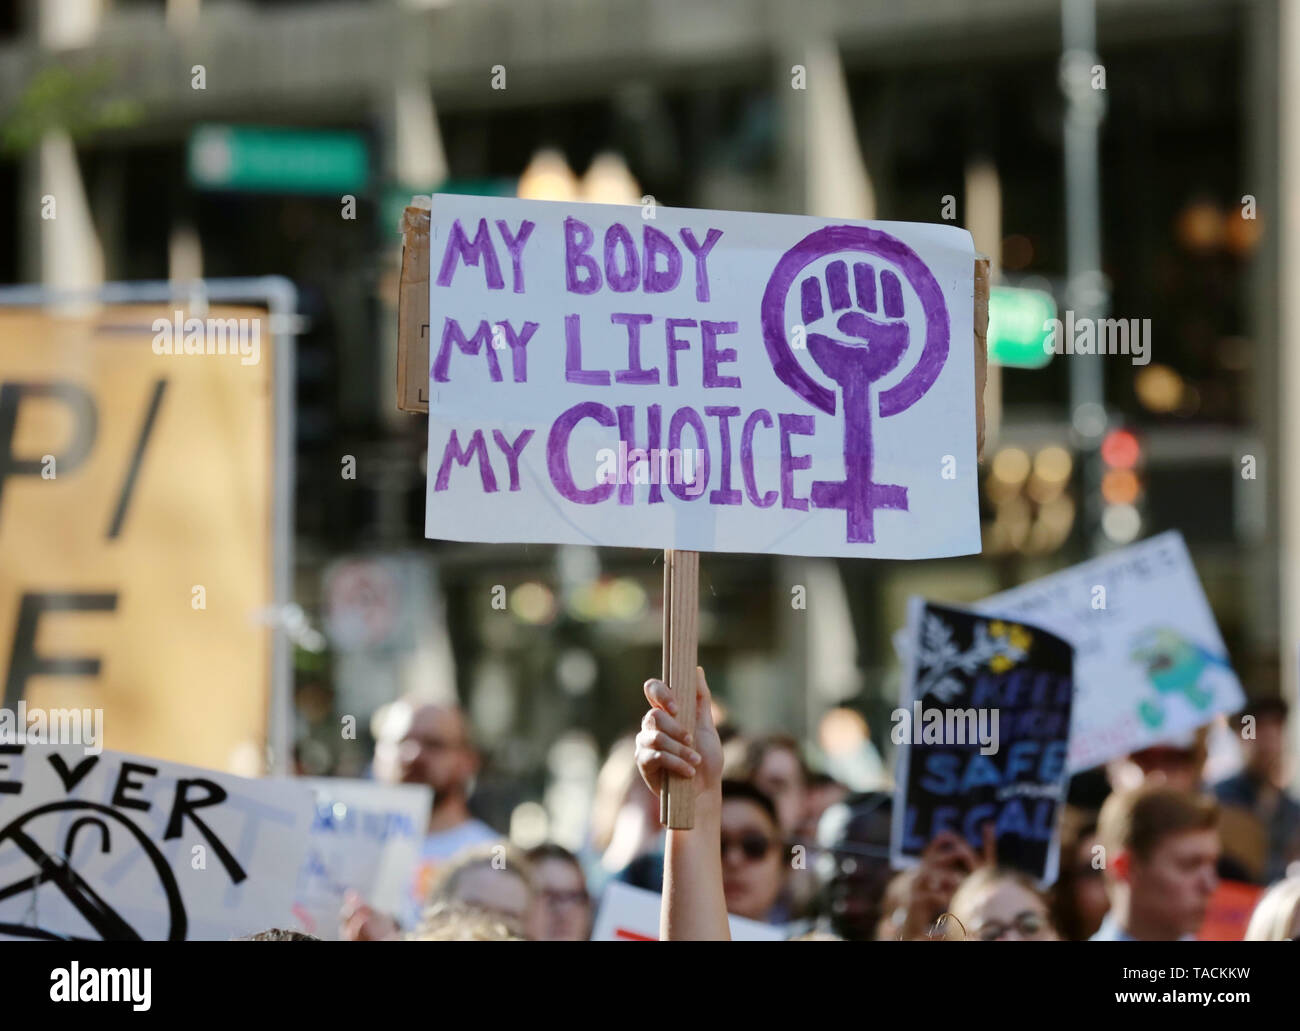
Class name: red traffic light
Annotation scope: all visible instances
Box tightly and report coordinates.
[1100,428,1141,469]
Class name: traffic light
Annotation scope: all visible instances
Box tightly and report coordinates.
[986,286,1057,369]
[1099,427,1144,544]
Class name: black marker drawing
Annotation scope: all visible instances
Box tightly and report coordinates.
[0,801,187,941]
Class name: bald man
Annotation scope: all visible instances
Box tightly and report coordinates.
[378,699,500,925]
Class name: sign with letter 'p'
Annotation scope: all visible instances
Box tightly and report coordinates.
[423,196,979,558]
[0,305,274,773]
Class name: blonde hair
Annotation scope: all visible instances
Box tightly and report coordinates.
[1244,877,1300,941]
[945,867,1053,939]
[426,841,533,909]
[409,901,523,941]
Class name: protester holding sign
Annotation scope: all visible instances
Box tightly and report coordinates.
[879,829,995,939]
[636,669,1002,940]
[634,668,730,940]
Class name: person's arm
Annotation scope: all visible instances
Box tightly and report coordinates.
[635,667,729,940]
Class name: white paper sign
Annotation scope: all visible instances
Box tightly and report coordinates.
[0,745,314,940]
[975,531,1245,771]
[288,778,430,940]
[590,880,785,941]
[424,195,978,558]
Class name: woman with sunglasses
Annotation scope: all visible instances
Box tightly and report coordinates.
[636,665,792,928]
[717,779,787,923]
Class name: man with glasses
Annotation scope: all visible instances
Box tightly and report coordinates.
[345,698,500,938]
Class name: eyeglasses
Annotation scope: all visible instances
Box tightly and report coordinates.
[721,833,775,862]
[974,911,1047,941]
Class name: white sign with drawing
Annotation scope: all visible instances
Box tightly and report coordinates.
[0,745,314,940]
[975,531,1245,771]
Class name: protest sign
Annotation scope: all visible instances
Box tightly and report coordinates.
[422,194,980,559]
[975,531,1244,772]
[288,778,430,940]
[590,880,785,941]
[0,304,276,771]
[0,745,313,940]
[892,599,1074,883]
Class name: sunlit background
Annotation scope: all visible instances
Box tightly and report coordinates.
[1,0,1298,845]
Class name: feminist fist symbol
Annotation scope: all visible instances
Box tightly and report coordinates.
[760,225,950,544]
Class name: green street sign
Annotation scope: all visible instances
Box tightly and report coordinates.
[987,286,1057,369]
[188,125,369,195]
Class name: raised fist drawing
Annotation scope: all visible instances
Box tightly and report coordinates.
[761,224,952,548]
[801,260,911,384]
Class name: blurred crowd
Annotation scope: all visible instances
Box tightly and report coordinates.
[264,680,1300,942]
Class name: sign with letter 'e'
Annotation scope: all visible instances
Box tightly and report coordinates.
[891,599,1074,884]
[0,305,274,773]
[0,745,313,941]
[424,195,979,558]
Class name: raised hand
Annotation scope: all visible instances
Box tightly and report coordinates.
[635,667,723,804]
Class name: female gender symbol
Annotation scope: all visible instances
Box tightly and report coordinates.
[760,225,950,544]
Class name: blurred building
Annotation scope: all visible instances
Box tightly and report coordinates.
[1,0,1295,814]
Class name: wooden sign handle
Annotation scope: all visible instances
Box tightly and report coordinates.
[660,548,700,829]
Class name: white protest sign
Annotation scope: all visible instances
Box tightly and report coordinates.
[975,531,1245,771]
[590,880,785,941]
[0,745,314,940]
[424,195,979,558]
[288,777,430,940]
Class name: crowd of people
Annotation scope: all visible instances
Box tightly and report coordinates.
[294,671,1300,942]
